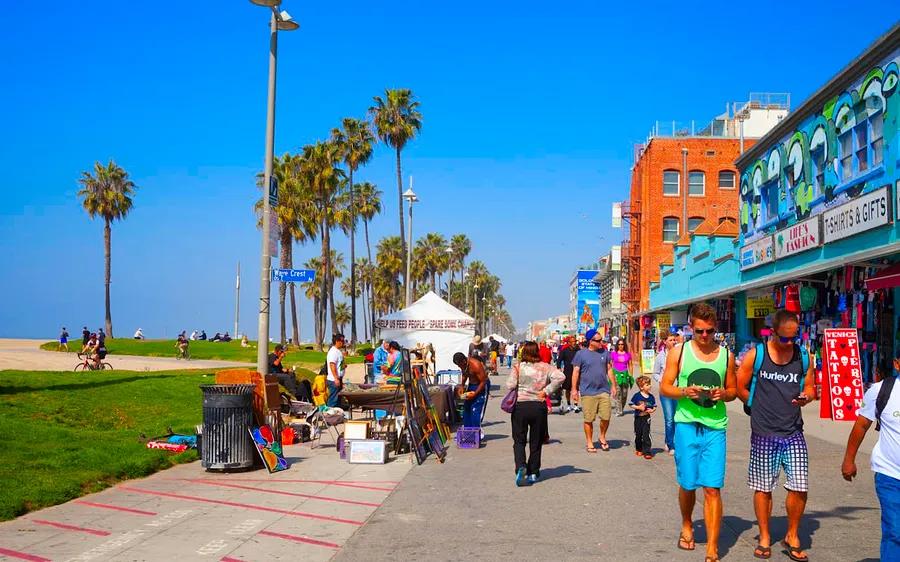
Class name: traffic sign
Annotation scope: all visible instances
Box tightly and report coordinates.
[272,268,316,283]
[268,175,279,206]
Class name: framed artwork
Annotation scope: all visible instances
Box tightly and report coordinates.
[249,425,289,473]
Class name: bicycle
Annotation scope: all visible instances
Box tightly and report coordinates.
[74,352,113,372]
[176,345,191,360]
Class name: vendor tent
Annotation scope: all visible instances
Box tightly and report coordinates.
[486,333,507,343]
[375,291,475,373]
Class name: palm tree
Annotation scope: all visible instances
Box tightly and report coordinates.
[355,181,382,335]
[376,236,405,312]
[414,232,448,291]
[449,234,471,306]
[256,153,318,346]
[300,258,322,346]
[369,89,422,286]
[77,160,137,338]
[332,118,374,346]
[334,302,351,334]
[355,257,373,340]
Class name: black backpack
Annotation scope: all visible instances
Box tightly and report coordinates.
[875,375,896,432]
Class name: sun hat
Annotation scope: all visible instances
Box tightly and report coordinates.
[473,335,482,344]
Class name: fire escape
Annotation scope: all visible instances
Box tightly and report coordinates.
[620,200,642,309]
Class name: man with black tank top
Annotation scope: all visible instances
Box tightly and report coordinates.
[737,310,816,562]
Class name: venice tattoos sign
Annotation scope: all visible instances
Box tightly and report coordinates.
[821,328,864,422]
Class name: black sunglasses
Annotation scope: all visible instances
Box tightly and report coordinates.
[591,338,603,343]
[694,328,716,335]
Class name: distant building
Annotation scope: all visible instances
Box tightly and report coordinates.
[596,246,627,339]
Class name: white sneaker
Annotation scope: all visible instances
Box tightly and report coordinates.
[668,449,675,456]
[573,406,582,413]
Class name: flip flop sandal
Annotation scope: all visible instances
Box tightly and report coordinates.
[600,442,610,451]
[586,446,598,453]
[677,535,695,551]
[781,541,808,562]
[753,544,771,559]
[704,557,719,562]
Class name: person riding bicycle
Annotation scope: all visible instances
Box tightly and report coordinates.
[82,333,101,369]
[176,332,189,359]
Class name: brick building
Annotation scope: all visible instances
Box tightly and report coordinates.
[620,95,789,348]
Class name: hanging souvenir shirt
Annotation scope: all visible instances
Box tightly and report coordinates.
[785,284,801,313]
[799,286,817,311]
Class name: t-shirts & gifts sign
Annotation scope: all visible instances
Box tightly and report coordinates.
[821,328,863,421]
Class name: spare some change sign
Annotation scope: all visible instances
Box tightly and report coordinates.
[822,186,891,243]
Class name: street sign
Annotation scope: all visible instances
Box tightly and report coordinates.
[268,175,279,206]
[272,268,316,283]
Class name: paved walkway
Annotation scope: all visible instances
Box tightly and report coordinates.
[0,443,412,561]
[0,339,252,372]
[338,366,882,562]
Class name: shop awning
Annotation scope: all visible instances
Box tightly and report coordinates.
[866,263,900,291]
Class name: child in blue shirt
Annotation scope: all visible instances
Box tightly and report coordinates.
[629,376,657,459]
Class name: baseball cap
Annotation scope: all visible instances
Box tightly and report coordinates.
[585,329,598,342]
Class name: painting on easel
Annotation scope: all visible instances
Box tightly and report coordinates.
[249,425,289,473]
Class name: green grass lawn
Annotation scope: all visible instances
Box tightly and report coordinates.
[41,338,364,367]
[0,369,216,521]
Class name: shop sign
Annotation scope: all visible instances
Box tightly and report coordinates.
[774,217,820,259]
[740,235,774,270]
[656,312,671,331]
[611,245,621,271]
[612,202,622,228]
[823,186,891,243]
[746,295,774,318]
[374,319,476,330]
[610,288,621,310]
[641,349,655,374]
[820,328,863,422]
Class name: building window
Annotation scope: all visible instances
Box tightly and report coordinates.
[871,111,884,167]
[839,130,853,181]
[763,179,779,221]
[662,217,679,243]
[811,147,825,196]
[718,170,735,189]
[855,122,868,173]
[663,170,679,196]
[688,171,705,196]
[688,217,704,233]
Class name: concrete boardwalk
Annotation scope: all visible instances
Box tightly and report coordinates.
[0,339,251,372]
[338,367,882,561]
[0,444,411,561]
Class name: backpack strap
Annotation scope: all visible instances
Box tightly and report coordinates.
[798,345,809,390]
[748,343,765,408]
[673,343,686,387]
[875,375,897,432]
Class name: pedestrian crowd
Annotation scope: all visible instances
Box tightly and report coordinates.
[488,302,899,562]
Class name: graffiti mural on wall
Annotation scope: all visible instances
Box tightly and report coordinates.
[740,49,900,241]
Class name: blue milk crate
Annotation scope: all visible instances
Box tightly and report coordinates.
[455,427,481,449]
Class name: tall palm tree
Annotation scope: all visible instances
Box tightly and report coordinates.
[300,257,322,346]
[77,160,137,338]
[414,232,448,291]
[376,236,404,312]
[256,153,318,346]
[369,89,422,286]
[355,181,382,334]
[449,234,471,306]
[331,118,374,346]
[334,302,351,334]
[355,257,373,340]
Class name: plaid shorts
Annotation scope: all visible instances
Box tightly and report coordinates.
[748,431,809,493]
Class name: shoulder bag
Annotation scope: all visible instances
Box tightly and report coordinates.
[500,365,519,414]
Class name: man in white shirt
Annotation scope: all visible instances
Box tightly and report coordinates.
[326,333,346,408]
[842,365,899,561]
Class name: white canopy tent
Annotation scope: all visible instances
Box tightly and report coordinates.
[375,291,475,373]
[486,333,507,343]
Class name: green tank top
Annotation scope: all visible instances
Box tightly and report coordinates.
[673,341,728,430]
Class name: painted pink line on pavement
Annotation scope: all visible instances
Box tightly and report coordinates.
[186,479,382,507]
[74,500,158,516]
[0,547,51,562]
[214,478,395,492]
[31,519,111,536]
[118,486,364,525]
[220,557,245,562]
[258,530,341,549]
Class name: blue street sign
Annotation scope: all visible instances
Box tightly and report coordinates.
[268,175,279,206]
[272,268,316,283]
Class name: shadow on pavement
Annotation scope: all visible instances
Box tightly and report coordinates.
[481,433,507,442]
[606,439,630,449]
[540,465,591,481]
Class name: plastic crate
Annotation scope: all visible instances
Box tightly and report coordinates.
[456,427,481,449]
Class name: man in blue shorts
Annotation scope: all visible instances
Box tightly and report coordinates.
[660,303,737,562]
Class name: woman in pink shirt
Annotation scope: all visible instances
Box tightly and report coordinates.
[610,339,634,416]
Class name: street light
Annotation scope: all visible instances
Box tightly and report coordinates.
[252,0,299,390]
[403,180,418,307]
[481,296,487,335]
[473,283,479,332]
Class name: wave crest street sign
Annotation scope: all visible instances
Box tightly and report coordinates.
[272,269,316,283]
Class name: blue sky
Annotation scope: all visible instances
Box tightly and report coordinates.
[0,1,896,339]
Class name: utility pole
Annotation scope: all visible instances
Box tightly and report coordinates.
[235,261,241,338]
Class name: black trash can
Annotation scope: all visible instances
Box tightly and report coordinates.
[200,384,256,470]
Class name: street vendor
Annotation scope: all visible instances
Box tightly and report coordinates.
[453,352,489,431]
[372,339,391,384]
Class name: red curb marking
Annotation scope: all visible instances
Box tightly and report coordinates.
[118,486,363,525]
[0,547,51,562]
[258,530,340,549]
[186,480,382,508]
[31,519,111,536]
[74,500,157,516]
[220,557,245,562]
[214,479,395,492]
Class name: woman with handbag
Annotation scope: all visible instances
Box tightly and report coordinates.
[505,341,565,487]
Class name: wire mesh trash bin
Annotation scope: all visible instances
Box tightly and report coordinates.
[200,384,256,470]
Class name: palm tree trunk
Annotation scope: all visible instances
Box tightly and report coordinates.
[329,269,337,337]
[279,230,290,346]
[319,217,329,351]
[104,218,113,338]
[349,169,357,347]
[365,219,375,342]
[287,243,300,346]
[395,146,406,289]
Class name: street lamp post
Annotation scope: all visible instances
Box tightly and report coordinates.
[482,296,487,335]
[473,284,479,333]
[252,0,298,387]
[403,180,418,307]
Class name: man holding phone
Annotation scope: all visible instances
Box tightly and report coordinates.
[736,310,816,561]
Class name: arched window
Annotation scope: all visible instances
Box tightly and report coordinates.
[718,170,736,189]
[688,171,705,196]
[688,217,704,233]
[663,170,680,196]
[662,217,680,243]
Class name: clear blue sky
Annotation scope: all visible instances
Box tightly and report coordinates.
[0,1,896,339]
